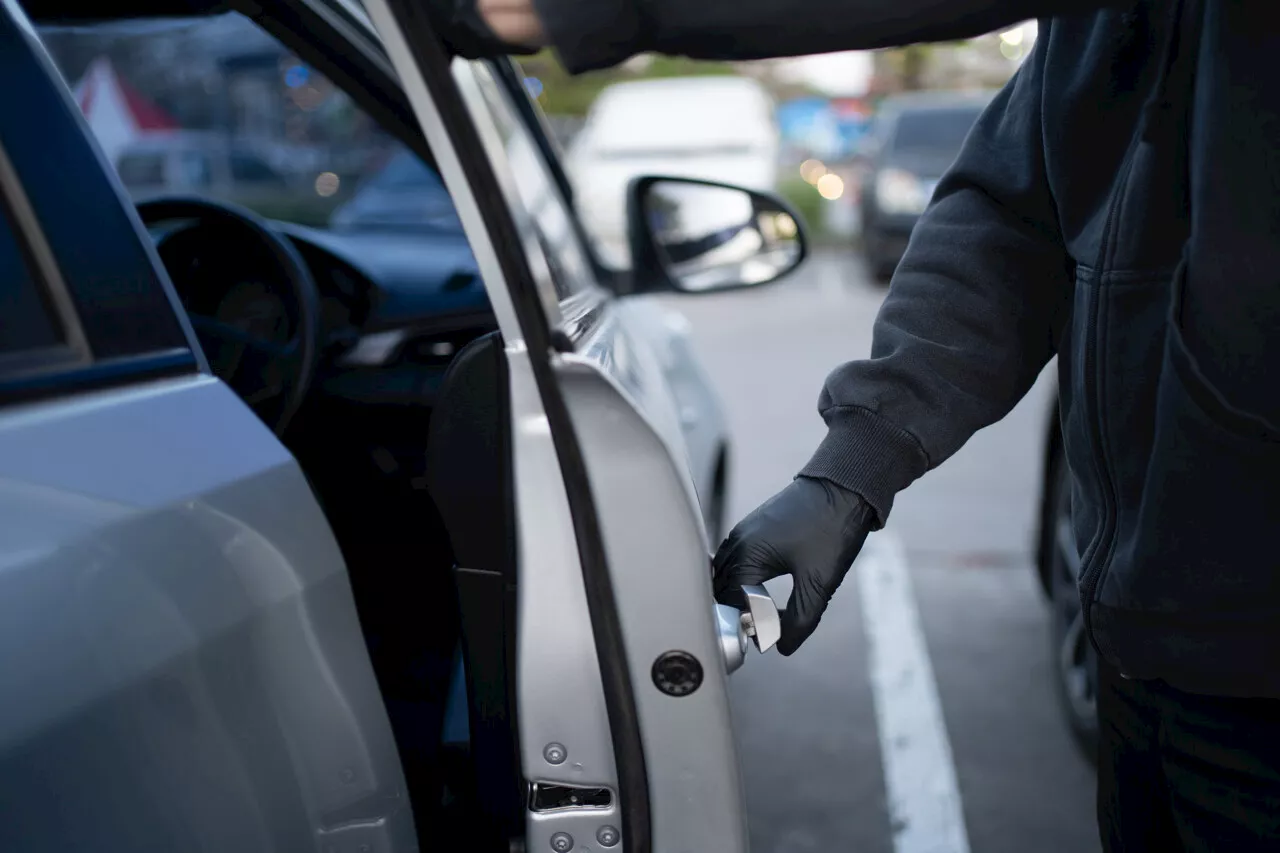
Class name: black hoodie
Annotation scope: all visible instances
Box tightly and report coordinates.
[534,0,1280,698]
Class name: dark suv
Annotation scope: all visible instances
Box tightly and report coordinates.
[858,91,993,281]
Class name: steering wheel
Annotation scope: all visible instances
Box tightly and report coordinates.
[137,196,321,435]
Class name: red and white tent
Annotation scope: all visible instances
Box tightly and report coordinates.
[73,57,178,165]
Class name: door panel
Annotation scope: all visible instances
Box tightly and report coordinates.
[448,58,750,853]
[356,7,639,851]
[0,376,416,852]
[359,6,748,848]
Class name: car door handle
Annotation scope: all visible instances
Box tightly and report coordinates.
[716,584,781,674]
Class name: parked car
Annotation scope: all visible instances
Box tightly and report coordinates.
[324,139,733,539]
[1035,380,1098,759]
[858,90,994,281]
[566,75,780,267]
[329,148,466,232]
[3,2,807,852]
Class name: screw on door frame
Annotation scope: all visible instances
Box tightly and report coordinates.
[651,650,704,697]
[543,742,567,765]
[596,825,620,847]
[549,832,574,852]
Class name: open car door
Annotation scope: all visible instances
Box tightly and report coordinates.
[361,4,770,851]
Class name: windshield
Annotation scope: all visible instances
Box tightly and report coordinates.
[365,150,440,189]
[38,14,454,232]
[889,107,984,155]
[330,150,463,231]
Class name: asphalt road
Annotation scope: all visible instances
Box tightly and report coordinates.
[656,250,1100,853]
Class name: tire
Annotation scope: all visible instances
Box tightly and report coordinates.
[1046,449,1099,762]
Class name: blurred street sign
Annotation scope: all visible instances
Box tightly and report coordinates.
[777,97,870,162]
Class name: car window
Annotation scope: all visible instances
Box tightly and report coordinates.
[462,60,600,300]
[328,149,462,232]
[0,10,190,377]
[38,13,452,232]
[0,203,60,359]
[890,107,984,154]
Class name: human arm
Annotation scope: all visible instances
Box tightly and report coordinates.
[714,26,1074,652]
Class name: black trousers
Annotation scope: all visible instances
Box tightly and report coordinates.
[1098,662,1280,851]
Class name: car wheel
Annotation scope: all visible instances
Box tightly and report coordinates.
[1047,453,1099,762]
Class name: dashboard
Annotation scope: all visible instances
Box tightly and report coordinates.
[153,217,497,409]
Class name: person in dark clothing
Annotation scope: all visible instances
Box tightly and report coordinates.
[452,0,1280,848]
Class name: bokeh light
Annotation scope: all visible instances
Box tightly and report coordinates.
[800,159,827,185]
[1000,40,1024,60]
[315,171,341,197]
[816,173,845,201]
[999,27,1024,46]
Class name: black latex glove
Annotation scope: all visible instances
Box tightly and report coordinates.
[424,0,541,59]
[713,476,874,656]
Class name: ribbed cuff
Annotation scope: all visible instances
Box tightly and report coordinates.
[798,406,929,529]
[531,0,650,73]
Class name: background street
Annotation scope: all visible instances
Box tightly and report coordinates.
[657,250,1099,853]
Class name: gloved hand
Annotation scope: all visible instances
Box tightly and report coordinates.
[713,476,874,656]
[425,0,544,59]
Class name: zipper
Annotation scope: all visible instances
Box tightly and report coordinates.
[1077,150,1137,642]
[1079,0,1199,645]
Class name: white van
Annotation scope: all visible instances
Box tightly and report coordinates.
[567,75,780,267]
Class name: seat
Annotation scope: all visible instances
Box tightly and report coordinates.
[424,331,523,843]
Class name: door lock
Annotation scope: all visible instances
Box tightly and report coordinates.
[715,584,781,674]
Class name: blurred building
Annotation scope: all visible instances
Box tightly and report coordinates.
[73,57,179,165]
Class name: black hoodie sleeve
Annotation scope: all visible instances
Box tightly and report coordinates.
[531,0,1121,73]
[797,23,1072,524]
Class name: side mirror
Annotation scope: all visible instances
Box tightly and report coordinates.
[625,176,808,295]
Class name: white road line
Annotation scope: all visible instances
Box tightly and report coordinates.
[856,531,971,853]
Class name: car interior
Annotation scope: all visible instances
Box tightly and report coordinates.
[29,0,523,844]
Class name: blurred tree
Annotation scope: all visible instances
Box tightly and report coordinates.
[873,43,946,92]
[900,44,931,90]
[873,35,1018,93]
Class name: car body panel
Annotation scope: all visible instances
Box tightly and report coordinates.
[0,375,415,853]
[4,3,415,849]
[613,296,728,526]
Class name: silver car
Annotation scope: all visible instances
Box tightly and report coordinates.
[1,1,807,851]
